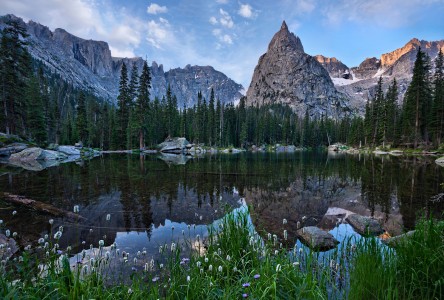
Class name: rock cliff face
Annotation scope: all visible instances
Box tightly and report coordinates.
[246,21,352,118]
[315,55,351,79]
[0,14,243,106]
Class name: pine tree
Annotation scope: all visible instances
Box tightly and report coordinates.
[0,18,32,135]
[26,74,47,144]
[76,92,88,144]
[135,60,151,149]
[430,49,444,145]
[402,47,432,147]
[116,63,130,149]
[385,78,399,145]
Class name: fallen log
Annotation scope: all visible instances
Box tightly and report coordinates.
[2,193,86,222]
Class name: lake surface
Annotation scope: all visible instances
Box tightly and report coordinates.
[1,152,444,259]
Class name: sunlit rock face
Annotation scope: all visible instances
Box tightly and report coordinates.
[246,21,352,118]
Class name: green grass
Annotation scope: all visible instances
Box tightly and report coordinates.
[0,209,443,299]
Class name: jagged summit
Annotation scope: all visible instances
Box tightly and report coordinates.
[246,22,351,118]
[267,20,304,53]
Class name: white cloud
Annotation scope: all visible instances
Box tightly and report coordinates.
[219,9,234,28]
[209,16,218,25]
[146,18,175,49]
[238,3,257,19]
[294,0,316,14]
[147,3,168,15]
[216,0,229,3]
[212,28,233,45]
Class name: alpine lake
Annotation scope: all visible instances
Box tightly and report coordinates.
[1,151,444,267]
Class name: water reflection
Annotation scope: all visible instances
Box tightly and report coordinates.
[0,152,443,258]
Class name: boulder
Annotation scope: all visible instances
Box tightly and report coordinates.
[158,153,191,165]
[9,147,68,162]
[9,147,43,161]
[0,143,28,156]
[158,137,189,154]
[381,230,415,247]
[346,214,383,236]
[296,226,339,251]
[435,156,444,166]
[58,145,81,156]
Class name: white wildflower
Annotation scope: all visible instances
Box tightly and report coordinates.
[218,265,223,272]
[283,218,287,225]
[73,205,79,213]
[48,219,54,225]
[284,230,288,240]
[276,264,282,272]
[54,231,62,240]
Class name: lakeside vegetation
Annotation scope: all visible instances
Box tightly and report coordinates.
[0,208,443,299]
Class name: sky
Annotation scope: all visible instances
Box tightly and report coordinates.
[1,0,444,89]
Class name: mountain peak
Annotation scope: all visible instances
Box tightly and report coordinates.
[281,20,288,31]
[268,21,304,53]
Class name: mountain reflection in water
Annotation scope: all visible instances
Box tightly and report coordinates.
[0,152,443,257]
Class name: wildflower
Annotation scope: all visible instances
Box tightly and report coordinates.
[12,232,17,238]
[12,210,17,216]
[243,282,250,287]
[89,229,93,233]
[329,260,335,268]
[209,264,213,272]
[160,263,164,269]
[24,245,31,250]
[274,250,279,255]
[249,237,254,246]
[82,241,86,245]
[205,257,209,263]
[187,224,191,230]
[197,261,202,268]
[144,263,149,272]
[187,275,191,282]
[128,288,133,295]
[233,267,238,272]
[200,268,204,274]
[5,230,10,237]
[49,219,54,225]
[159,245,163,253]
[66,246,71,252]
[131,266,137,272]
[44,242,49,249]
[54,231,62,240]
[218,265,223,272]
[54,243,59,249]
[0,220,2,224]
[59,226,63,232]
[150,259,155,270]
[254,274,260,279]
[137,251,141,257]
[267,233,272,240]
[276,264,282,272]
[46,251,50,257]
[226,255,231,261]
[218,248,222,255]
[273,234,277,246]
[283,230,288,240]
[19,256,23,262]
[44,234,49,239]
[73,205,80,213]
[199,215,203,221]
[106,214,111,221]
[152,276,159,282]
[283,218,287,225]
[296,221,301,229]
[242,293,248,298]
[171,243,176,252]
[142,250,147,256]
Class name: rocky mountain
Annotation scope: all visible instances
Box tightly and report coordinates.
[321,38,444,104]
[245,21,355,118]
[0,14,243,106]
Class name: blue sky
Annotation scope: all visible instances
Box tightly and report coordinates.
[1,0,444,88]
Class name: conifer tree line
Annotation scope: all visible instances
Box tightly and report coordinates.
[1,18,444,150]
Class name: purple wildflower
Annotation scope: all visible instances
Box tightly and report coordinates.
[242,293,249,298]
[254,274,260,279]
[242,282,250,287]
[152,276,160,282]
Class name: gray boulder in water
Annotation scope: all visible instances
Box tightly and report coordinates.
[296,226,339,251]
[346,214,383,236]
[158,137,189,154]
